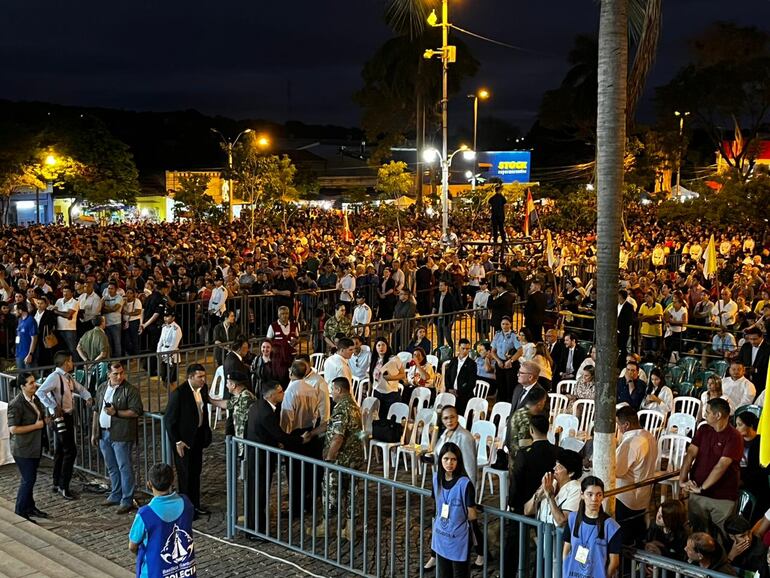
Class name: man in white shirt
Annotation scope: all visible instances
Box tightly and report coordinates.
[721,360,756,409]
[711,287,738,328]
[77,277,102,335]
[297,354,331,425]
[472,280,491,340]
[208,276,228,340]
[336,265,356,313]
[281,361,322,434]
[157,309,183,389]
[615,406,658,546]
[350,336,371,381]
[322,337,354,385]
[54,286,80,356]
[351,292,372,338]
[121,287,143,356]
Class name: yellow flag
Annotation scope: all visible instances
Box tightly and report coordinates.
[546,230,555,269]
[703,234,718,278]
[759,370,770,466]
[622,218,632,244]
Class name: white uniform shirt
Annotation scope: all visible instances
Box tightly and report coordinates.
[721,376,756,409]
[157,322,182,363]
[616,428,658,511]
[280,378,322,433]
[350,346,371,380]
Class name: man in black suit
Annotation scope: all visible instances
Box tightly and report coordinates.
[489,283,516,333]
[509,414,558,514]
[545,329,566,377]
[510,360,542,411]
[433,280,460,350]
[244,381,300,534]
[414,259,434,315]
[524,279,547,342]
[443,339,478,414]
[33,293,59,368]
[554,331,587,382]
[163,363,212,518]
[739,327,770,395]
[617,289,635,365]
[223,337,251,385]
[212,310,239,366]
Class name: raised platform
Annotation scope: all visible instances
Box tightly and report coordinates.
[0,496,132,578]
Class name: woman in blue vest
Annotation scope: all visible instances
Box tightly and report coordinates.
[431,442,477,578]
[562,476,622,578]
[129,463,196,578]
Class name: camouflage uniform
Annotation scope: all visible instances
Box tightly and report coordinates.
[323,314,353,344]
[227,389,257,457]
[322,394,365,515]
[505,407,533,477]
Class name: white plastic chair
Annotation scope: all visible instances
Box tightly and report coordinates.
[666,412,697,438]
[550,414,579,444]
[361,397,380,459]
[393,409,436,485]
[463,397,489,427]
[560,436,585,452]
[407,386,433,418]
[638,409,665,439]
[488,402,512,443]
[426,354,439,371]
[674,396,701,420]
[557,379,577,396]
[208,365,226,429]
[572,399,595,437]
[397,351,413,366]
[310,352,326,374]
[656,433,691,499]
[458,415,467,429]
[548,393,569,418]
[480,449,509,510]
[367,402,410,479]
[474,380,491,399]
[434,392,456,410]
[471,419,497,471]
[352,377,370,406]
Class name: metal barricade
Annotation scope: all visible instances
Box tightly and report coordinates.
[225,436,555,578]
[620,546,736,578]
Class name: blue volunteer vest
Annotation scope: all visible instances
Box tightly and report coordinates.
[562,510,621,578]
[431,474,471,562]
[136,495,196,578]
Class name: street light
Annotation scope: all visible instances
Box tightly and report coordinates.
[211,128,252,222]
[424,0,456,241]
[40,152,58,224]
[467,88,490,193]
[674,111,690,196]
[422,145,476,237]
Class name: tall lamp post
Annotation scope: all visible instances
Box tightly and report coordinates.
[674,111,690,196]
[423,145,476,237]
[424,0,456,241]
[467,88,490,192]
[41,153,57,225]
[211,128,252,222]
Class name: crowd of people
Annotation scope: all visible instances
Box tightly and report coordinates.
[3,203,770,577]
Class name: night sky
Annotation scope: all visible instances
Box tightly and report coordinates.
[2,0,769,131]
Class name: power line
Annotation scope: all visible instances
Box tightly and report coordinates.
[450,24,552,56]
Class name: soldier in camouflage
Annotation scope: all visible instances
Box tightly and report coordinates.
[323,303,353,351]
[303,376,364,538]
[209,371,256,457]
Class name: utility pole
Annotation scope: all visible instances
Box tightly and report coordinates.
[211,128,251,223]
[674,111,690,196]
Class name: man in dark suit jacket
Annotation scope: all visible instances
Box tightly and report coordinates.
[489,285,516,333]
[212,310,239,366]
[617,290,635,364]
[509,414,558,513]
[244,381,299,534]
[545,329,566,380]
[554,331,587,381]
[524,280,547,342]
[163,363,212,517]
[433,280,460,350]
[739,328,770,395]
[33,293,59,368]
[443,339,478,414]
[414,260,434,315]
[223,337,251,386]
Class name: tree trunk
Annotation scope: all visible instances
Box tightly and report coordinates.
[415,86,424,208]
[594,0,628,499]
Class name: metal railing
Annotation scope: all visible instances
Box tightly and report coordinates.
[225,435,556,578]
[621,547,736,578]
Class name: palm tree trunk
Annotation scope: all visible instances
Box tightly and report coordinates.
[627,0,661,122]
[594,0,628,497]
[415,86,424,207]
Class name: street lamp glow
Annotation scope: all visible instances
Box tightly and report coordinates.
[423,148,440,163]
[464,170,473,179]
[256,135,270,147]
[478,89,490,100]
[45,154,57,166]
[461,149,476,161]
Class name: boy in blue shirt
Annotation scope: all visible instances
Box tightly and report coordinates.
[129,464,196,578]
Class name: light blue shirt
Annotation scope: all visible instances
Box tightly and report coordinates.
[492,331,520,360]
[129,492,186,578]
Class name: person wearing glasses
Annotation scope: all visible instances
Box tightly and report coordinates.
[91,360,144,514]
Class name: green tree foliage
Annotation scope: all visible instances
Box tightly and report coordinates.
[658,170,770,227]
[655,22,770,179]
[375,161,412,199]
[172,174,218,221]
[354,30,479,163]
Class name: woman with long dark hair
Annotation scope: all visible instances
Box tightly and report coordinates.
[562,476,622,578]
[644,500,690,561]
[369,337,405,418]
[640,367,674,417]
[431,442,477,578]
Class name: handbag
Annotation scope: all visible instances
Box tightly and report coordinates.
[372,418,403,443]
[43,325,58,349]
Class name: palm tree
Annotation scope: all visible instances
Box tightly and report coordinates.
[594,0,627,493]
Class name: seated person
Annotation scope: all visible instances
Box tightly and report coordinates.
[644,500,690,561]
[474,341,497,394]
[402,346,436,404]
[724,514,765,575]
[524,448,583,527]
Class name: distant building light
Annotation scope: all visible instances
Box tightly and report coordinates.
[16,201,35,209]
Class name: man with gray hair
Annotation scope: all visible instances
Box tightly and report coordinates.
[511,359,541,411]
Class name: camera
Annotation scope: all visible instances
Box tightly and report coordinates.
[105,402,112,408]
[54,416,67,435]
